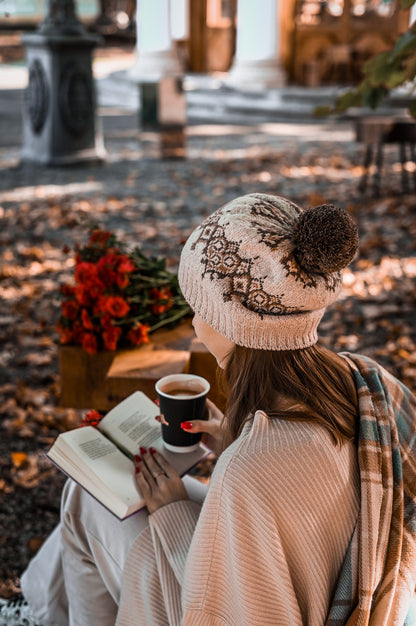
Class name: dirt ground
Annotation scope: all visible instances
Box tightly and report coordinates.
[1,37,416,597]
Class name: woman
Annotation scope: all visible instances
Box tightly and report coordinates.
[20,193,416,625]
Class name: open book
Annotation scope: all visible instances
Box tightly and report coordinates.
[47,391,210,520]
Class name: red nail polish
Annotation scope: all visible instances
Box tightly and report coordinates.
[134,454,140,463]
[149,447,156,454]
[135,466,140,474]
[140,446,147,455]
[181,421,193,431]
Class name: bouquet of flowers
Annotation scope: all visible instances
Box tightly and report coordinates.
[57,228,191,354]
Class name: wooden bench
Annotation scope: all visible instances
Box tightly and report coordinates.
[355,115,416,196]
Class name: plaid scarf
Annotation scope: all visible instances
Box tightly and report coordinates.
[326,353,416,625]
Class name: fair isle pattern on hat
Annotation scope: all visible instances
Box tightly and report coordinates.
[178,193,358,351]
[189,210,300,317]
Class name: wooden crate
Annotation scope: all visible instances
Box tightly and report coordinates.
[58,320,194,411]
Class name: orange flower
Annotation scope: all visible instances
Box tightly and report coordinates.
[103,296,130,318]
[127,323,150,346]
[150,287,173,315]
[75,284,92,307]
[58,227,190,353]
[62,300,79,321]
[88,230,112,247]
[57,325,74,344]
[102,325,122,350]
[61,284,76,297]
[80,409,104,428]
[81,333,97,354]
[97,253,119,286]
[81,309,94,330]
[116,257,135,289]
[75,262,99,286]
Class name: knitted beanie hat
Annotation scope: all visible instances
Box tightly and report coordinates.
[178,193,358,351]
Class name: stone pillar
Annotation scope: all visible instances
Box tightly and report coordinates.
[227,0,286,89]
[129,0,183,82]
[21,0,106,165]
[131,0,186,159]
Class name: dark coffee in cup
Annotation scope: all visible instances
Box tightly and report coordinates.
[155,374,210,453]
[159,383,206,398]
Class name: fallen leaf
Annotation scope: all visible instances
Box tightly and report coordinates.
[11,451,28,469]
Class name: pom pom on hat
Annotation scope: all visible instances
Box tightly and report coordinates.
[292,204,359,274]
[178,193,359,351]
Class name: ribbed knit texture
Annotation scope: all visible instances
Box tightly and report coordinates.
[116,413,360,625]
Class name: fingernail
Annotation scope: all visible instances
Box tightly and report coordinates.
[154,415,161,423]
[149,447,156,454]
[140,446,147,455]
[135,465,140,474]
[134,454,141,463]
[154,399,159,406]
[181,421,193,431]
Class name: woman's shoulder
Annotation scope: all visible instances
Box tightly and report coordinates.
[216,410,353,483]
[208,410,359,522]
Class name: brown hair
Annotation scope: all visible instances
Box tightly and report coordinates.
[220,343,358,447]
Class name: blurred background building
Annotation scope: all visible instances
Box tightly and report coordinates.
[1,0,415,88]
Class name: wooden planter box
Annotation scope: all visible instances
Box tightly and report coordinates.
[58,320,222,411]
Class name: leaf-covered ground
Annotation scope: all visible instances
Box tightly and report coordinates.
[1,77,415,597]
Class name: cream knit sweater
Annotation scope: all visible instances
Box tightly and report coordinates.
[116,411,360,626]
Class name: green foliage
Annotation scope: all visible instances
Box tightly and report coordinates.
[317,3,416,118]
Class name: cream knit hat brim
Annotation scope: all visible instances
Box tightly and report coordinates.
[178,193,358,351]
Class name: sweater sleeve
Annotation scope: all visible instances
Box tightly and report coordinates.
[116,498,202,626]
[149,499,202,586]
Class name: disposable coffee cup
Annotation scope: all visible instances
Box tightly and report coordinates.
[155,374,210,453]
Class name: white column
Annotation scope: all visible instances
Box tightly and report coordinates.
[227,0,286,89]
[171,0,189,40]
[129,0,183,82]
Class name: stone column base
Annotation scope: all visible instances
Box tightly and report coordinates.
[128,49,183,83]
[226,57,287,90]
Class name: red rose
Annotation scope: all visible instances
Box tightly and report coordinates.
[102,325,122,350]
[103,296,130,318]
[81,308,94,330]
[116,273,129,289]
[75,284,92,307]
[71,320,84,343]
[62,299,79,321]
[80,409,103,428]
[99,313,113,328]
[127,323,150,346]
[97,253,119,286]
[61,284,76,298]
[118,257,135,274]
[88,230,112,247]
[150,287,173,315]
[81,332,98,354]
[75,262,99,286]
[57,325,74,344]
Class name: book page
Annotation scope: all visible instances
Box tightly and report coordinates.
[98,391,161,458]
[48,426,143,518]
[47,392,212,519]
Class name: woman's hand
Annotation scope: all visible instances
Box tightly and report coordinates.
[134,447,189,515]
[180,398,225,456]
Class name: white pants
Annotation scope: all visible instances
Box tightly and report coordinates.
[21,476,207,626]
